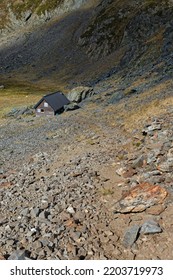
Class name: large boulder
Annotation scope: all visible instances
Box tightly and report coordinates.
[67,86,95,103]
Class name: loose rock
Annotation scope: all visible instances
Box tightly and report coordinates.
[113,182,168,213]
[123,225,140,248]
[140,220,162,235]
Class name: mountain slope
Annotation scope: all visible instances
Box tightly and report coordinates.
[0,0,172,91]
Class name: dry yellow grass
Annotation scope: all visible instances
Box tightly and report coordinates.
[103,79,173,132]
[0,84,44,121]
[122,81,173,131]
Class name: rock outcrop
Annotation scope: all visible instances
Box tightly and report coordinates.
[67,86,95,103]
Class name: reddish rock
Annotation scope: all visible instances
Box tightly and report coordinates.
[146,204,166,215]
[0,182,13,188]
[113,182,168,213]
[0,253,5,260]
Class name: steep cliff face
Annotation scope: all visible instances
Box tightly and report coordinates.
[0,0,172,89]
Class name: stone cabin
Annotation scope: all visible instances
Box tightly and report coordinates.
[34,92,70,116]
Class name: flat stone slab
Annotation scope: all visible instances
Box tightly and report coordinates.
[113,182,168,213]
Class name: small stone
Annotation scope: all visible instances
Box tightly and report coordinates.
[106,244,115,252]
[132,155,146,168]
[70,231,81,241]
[157,161,173,172]
[30,207,40,218]
[5,225,11,232]
[73,211,85,221]
[140,220,162,234]
[6,239,15,246]
[143,123,162,134]
[21,208,29,216]
[123,225,140,248]
[27,228,37,237]
[167,148,173,160]
[0,218,8,226]
[40,202,49,210]
[66,206,75,214]
[77,247,87,259]
[116,167,127,176]
[104,230,113,236]
[39,211,46,220]
[8,250,31,260]
[33,240,42,250]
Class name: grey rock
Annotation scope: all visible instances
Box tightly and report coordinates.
[6,239,15,246]
[132,155,145,168]
[108,91,124,104]
[27,228,37,237]
[73,211,85,221]
[20,208,29,216]
[123,225,140,248]
[39,210,50,221]
[147,124,162,131]
[77,247,87,258]
[140,220,162,235]
[8,250,31,260]
[70,231,81,241]
[64,103,80,111]
[157,161,173,172]
[167,148,173,160]
[0,85,5,90]
[143,123,162,134]
[67,86,94,103]
[40,202,49,210]
[30,207,40,218]
[0,218,8,226]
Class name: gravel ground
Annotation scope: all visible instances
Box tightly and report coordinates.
[0,93,173,260]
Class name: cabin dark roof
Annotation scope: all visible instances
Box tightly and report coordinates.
[34,92,70,112]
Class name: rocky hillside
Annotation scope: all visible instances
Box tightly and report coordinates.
[0,90,173,260]
[0,0,173,261]
[0,0,89,31]
[0,0,172,90]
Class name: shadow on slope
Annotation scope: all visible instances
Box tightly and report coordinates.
[0,0,173,92]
